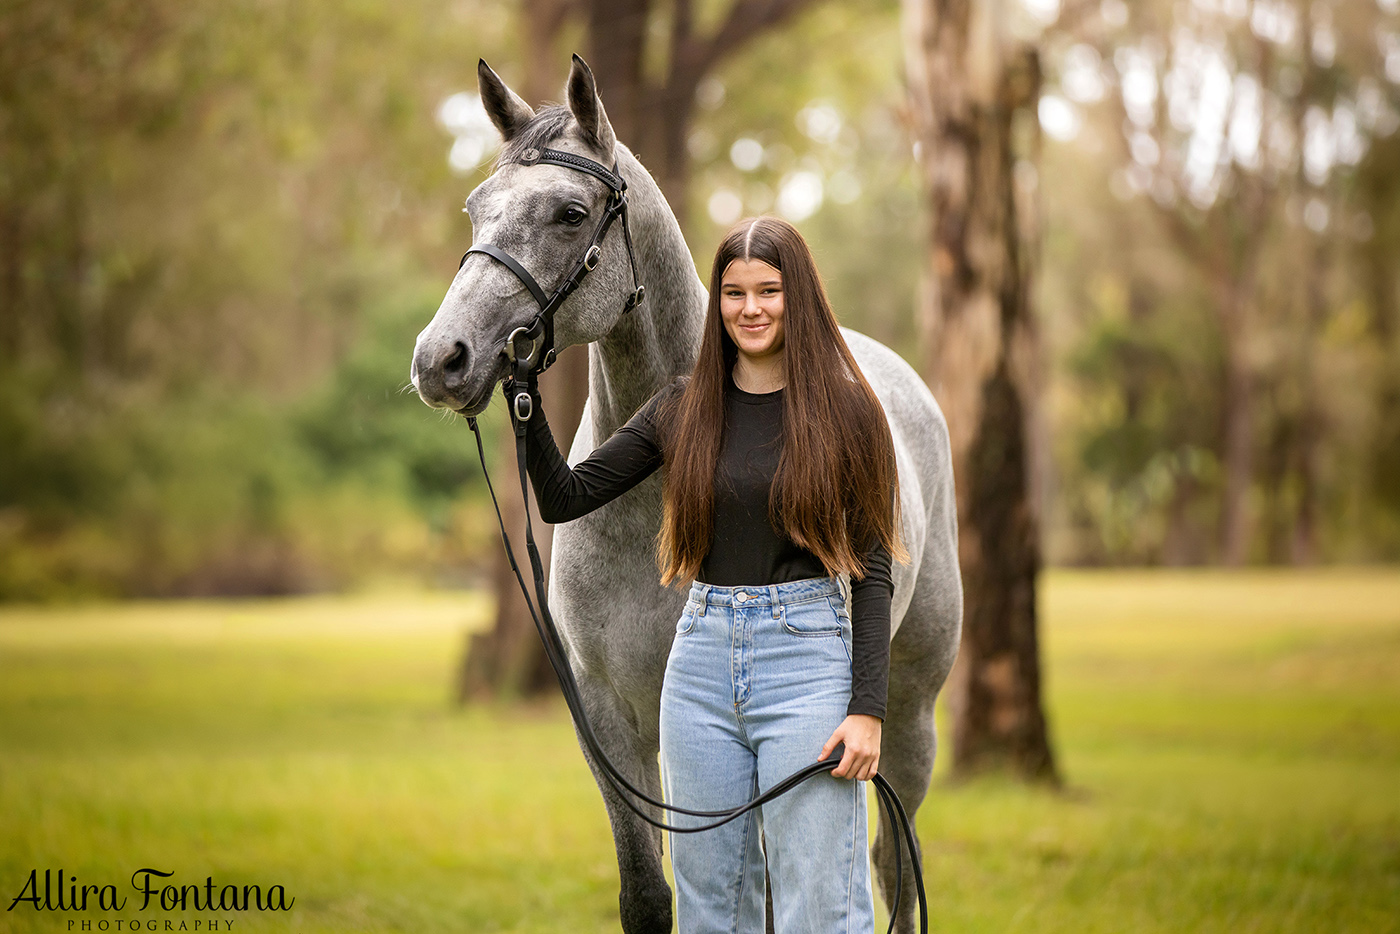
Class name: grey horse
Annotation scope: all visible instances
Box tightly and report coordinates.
[411,54,962,934]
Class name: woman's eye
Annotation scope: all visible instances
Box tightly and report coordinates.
[560,206,586,226]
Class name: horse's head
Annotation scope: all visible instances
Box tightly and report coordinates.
[412,55,637,414]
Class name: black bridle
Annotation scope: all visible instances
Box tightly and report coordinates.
[457,146,928,933]
[460,145,645,421]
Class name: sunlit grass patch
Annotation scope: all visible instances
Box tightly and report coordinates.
[2,571,1398,932]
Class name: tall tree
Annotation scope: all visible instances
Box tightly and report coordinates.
[903,0,1059,781]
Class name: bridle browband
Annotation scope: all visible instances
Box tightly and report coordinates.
[454,140,928,933]
[460,145,645,421]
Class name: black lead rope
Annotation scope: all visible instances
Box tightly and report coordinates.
[463,378,928,932]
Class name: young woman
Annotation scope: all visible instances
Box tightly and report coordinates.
[522,216,905,932]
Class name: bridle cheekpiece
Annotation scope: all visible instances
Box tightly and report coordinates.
[459,146,645,425]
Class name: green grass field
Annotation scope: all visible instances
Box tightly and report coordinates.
[2,571,1397,933]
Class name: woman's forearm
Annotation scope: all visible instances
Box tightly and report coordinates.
[523,391,666,523]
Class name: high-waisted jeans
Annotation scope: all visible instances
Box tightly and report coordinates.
[659,576,875,934]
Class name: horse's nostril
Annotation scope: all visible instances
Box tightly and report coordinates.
[443,341,468,376]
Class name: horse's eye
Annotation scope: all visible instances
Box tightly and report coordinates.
[560,206,587,226]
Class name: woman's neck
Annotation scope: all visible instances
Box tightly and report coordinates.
[732,354,786,393]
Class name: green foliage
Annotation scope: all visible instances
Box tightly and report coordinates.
[2,570,1397,931]
[0,0,505,598]
[0,288,498,600]
[296,289,485,523]
[4,0,1400,595]
[1054,280,1226,562]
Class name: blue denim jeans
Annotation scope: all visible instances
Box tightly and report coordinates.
[659,576,875,934]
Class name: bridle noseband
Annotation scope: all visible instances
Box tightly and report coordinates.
[460,145,645,419]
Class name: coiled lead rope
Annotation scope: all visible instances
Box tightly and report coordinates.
[463,388,927,932]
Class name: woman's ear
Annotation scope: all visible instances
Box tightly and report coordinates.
[565,54,618,156]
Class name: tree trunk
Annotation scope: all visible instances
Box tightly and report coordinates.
[0,202,22,361]
[1259,389,1292,565]
[1217,280,1254,567]
[1161,472,1203,566]
[586,0,648,145]
[649,78,699,228]
[904,0,1058,783]
[521,0,574,104]
[1214,39,1277,566]
[1284,30,1326,567]
[1290,230,1329,565]
[1359,134,1399,347]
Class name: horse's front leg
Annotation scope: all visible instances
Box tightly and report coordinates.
[572,670,672,934]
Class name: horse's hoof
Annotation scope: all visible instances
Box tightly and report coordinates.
[619,878,672,934]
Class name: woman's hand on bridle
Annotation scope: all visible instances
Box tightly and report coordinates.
[820,714,882,781]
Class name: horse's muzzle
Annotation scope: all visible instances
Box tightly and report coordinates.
[413,338,477,410]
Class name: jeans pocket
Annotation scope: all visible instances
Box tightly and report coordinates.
[780,599,843,637]
[676,601,699,635]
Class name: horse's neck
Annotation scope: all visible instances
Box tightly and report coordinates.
[587,146,706,437]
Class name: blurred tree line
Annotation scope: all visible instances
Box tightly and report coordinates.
[1,0,1397,601]
[1036,0,1400,565]
[0,0,515,597]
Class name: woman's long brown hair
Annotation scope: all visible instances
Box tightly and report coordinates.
[656,216,908,587]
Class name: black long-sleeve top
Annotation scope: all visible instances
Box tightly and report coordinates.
[523,372,893,720]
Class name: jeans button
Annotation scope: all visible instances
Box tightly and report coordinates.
[736,592,748,603]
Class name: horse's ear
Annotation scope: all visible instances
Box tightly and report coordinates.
[478,59,535,142]
[566,54,617,156]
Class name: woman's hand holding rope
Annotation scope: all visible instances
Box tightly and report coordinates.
[820,714,882,781]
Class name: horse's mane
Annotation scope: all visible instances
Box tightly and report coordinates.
[495,105,573,167]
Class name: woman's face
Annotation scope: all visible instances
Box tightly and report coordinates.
[719,258,786,365]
